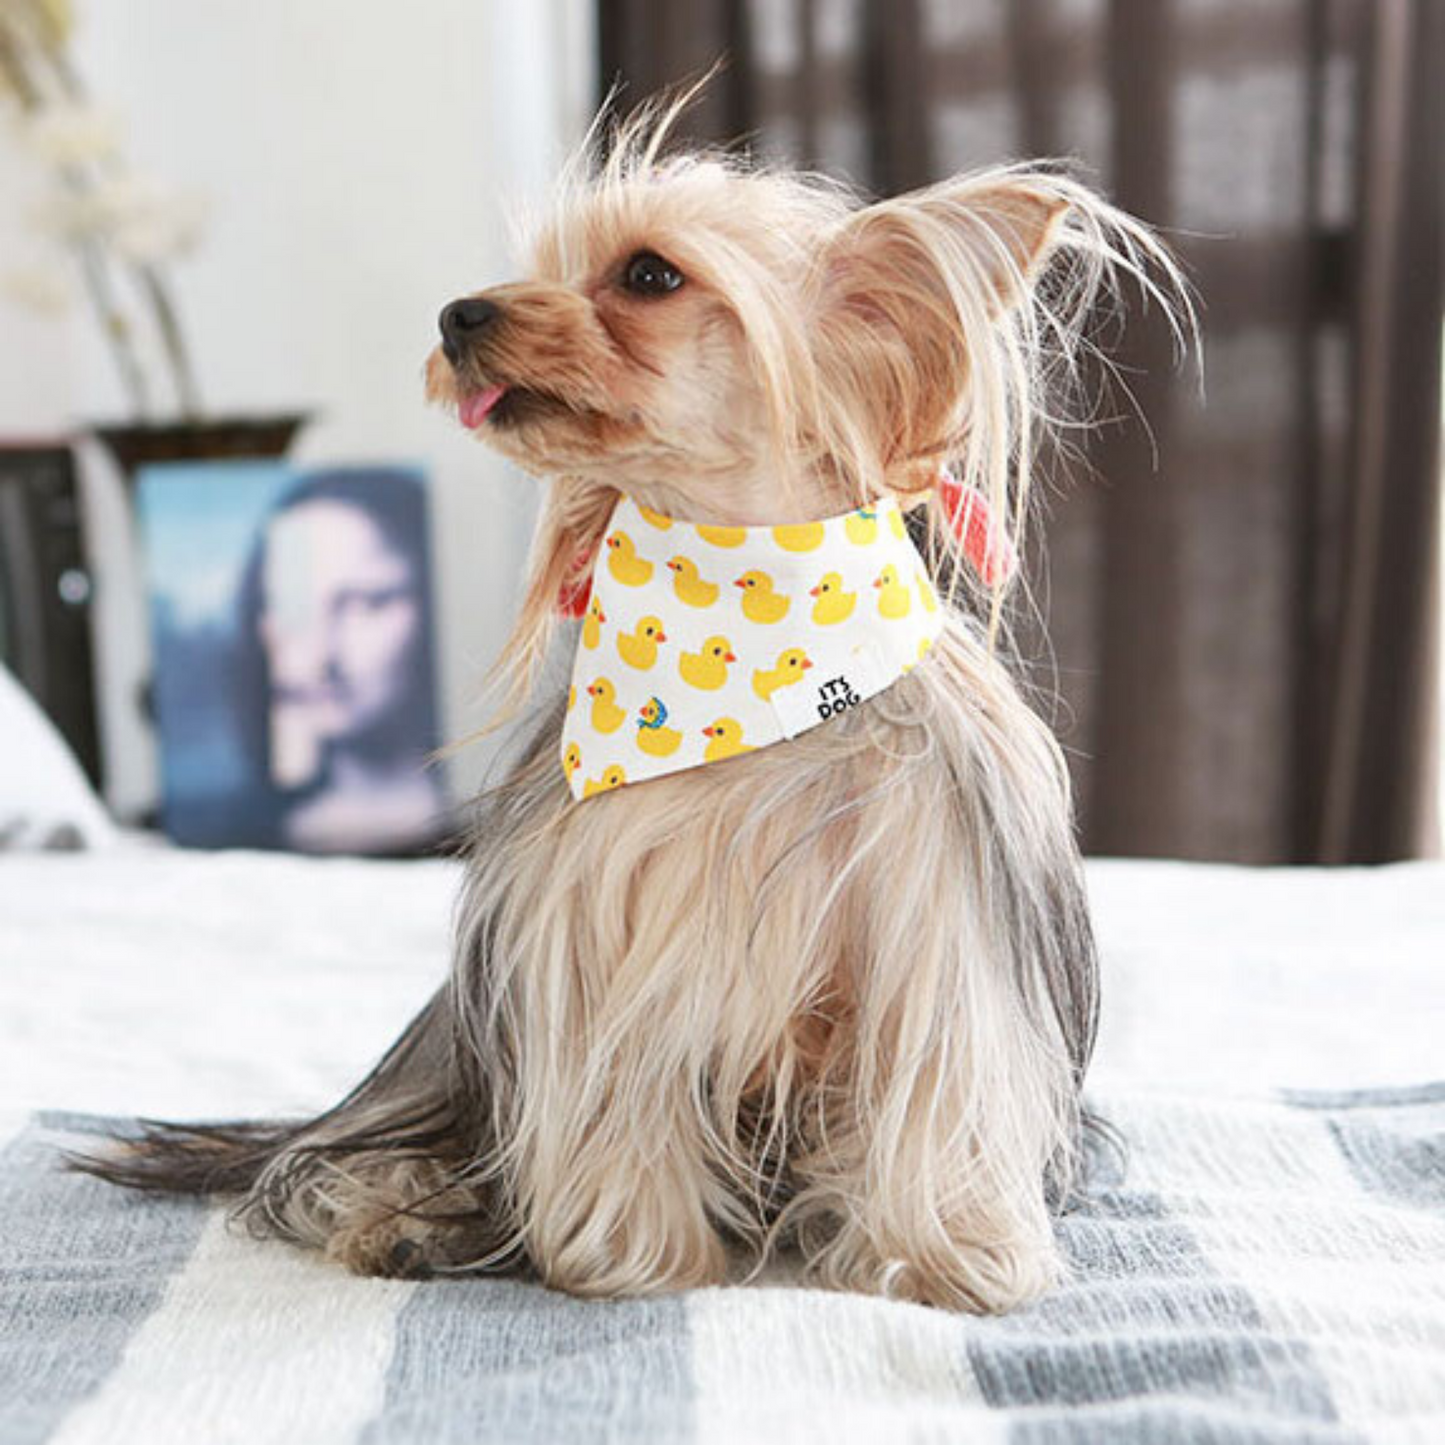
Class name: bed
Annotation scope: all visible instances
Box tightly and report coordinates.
[1,842,1442,1443]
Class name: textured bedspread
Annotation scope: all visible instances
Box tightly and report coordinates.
[1,851,1443,1442]
[3,1082,1442,1444]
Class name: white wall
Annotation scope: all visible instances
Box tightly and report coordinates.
[0,1,594,818]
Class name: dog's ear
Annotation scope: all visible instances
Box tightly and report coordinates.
[810,174,1070,486]
[945,181,1072,311]
[823,174,1070,323]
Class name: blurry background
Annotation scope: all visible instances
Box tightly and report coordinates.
[0,0,594,830]
[1,0,1440,863]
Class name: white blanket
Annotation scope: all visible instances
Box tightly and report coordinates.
[2,846,1440,1117]
[1,847,1443,1445]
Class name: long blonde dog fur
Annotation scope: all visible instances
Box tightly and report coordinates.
[70,90,1191,1314]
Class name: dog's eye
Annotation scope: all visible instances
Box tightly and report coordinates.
[623,251,684,296]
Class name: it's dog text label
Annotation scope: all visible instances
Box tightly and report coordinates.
[816,675,861,719]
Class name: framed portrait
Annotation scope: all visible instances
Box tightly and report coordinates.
[137,461,448,853]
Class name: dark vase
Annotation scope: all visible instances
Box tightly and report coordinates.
[92,413,311,489]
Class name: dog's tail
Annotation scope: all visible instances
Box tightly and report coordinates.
[59,987,468,1208]
[61,703,567,1262]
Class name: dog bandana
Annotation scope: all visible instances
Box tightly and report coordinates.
[559,493,945,800]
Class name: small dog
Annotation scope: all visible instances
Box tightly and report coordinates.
[74,93,1188,1314]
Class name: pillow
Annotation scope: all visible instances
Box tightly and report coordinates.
[0,663,115,850]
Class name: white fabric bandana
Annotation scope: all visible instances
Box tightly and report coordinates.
[559,493,944,801]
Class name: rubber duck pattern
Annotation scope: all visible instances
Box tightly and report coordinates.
[560,493,944,801]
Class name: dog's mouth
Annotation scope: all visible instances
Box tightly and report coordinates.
[457,383,576,430]
[458,384,509,428]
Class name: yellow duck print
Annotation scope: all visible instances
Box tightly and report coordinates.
[808,572,857,626]
[666,555,719,608]
[702,717,755,762]
[583,765,627,798]
[637,504,673,530]
[753,647,813,701]
[563,742,582,780]
[605,530,654,586]
[635,696,683,757]
[734,569,791,624]
[567,684,577,711]
[586,677,627,733]
[617,615,668,670]
[697,523,745,548]
[679,635,737,691]
[844,509,879,546]
[887,508,907,540]
[582,595,606,650]
[903,635,936,675]
[874,564,913,620]
[772,521,825,553]
[916,567,939,614]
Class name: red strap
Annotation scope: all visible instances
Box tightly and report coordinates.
[936,470,1018,586]
[556,545,597,618]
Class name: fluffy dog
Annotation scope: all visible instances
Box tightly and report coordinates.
[72,94,1189,1314]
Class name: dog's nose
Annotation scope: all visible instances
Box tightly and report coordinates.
[439,297,500,362]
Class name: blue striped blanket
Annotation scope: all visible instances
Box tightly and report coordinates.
[2,1083,1442,1444]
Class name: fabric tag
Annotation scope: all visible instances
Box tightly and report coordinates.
[769,639,891,739]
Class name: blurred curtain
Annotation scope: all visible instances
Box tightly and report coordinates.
[598,0,1443,863]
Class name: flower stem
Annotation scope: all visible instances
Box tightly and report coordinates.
[1,15,153,417]
[76,238,151,416]
[45,45,201,417]
[137,265,200,419]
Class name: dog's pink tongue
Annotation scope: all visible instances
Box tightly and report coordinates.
[459,384,507,429]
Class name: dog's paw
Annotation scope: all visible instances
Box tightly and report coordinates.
[807,1228,1061,1314]
[532,1205,731,1298]
[325,1215,440,1279]
[878,1247,1057,1313]
[312,1155,500,1280]
[325,1203,505,1280]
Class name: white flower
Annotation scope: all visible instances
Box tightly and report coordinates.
[103,178,208,263]
[22,101,123,166]
[0,258,71,313]
[28,186,108,240]
[27,172,208,261]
